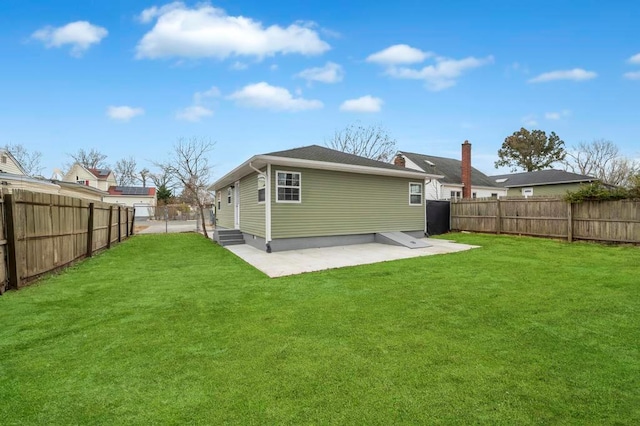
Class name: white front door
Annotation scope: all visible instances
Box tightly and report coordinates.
[234,181,240,229]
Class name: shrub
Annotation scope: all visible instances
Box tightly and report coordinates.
[564,182,631,203]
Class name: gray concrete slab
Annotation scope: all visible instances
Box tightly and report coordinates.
[225,238,479,277]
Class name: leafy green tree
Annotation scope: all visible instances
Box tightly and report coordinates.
[156,184,172,204]
[495,128,566,172]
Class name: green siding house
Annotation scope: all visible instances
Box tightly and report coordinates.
[490,169,598,197]
[211,145,440,252]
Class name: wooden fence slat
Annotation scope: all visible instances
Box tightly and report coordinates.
[4,194,21,290]
[86,203,95,258]
[107,205,113,249]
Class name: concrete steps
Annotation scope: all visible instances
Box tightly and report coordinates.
[216,229,245,246]
[375,232,431,249]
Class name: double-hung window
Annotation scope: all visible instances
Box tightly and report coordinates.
[409,182,423,205]
[227,187,232,204]
[276,171,301,202]
[257,175,266,203]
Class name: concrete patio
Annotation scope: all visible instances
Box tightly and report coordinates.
[224,238,480,277]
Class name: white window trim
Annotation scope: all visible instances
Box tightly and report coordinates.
[227,187,232,205]
[276,170,302,203]
[522,187,534,198]
[409,182,423,206]
[257,175,266,204]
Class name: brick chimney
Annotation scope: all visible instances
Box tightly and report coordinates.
[394,153,406,168]
[461,140,472,199]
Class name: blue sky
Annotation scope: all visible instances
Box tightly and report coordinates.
[1,0,639,180]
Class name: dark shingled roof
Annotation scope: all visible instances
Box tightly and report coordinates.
[490,169,596,187]
[263,145,414,172]
[400,151,500,187]
[88,168,112,179]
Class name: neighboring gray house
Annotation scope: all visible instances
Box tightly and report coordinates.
[490,169,597,197]
[394,148,507,200]
[210,145,442,252]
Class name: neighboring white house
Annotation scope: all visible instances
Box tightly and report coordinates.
[393,148,507,200]
[0,149,28,176]
[104,186,157,219]
[61,164,157,215]
[63,164,116,191]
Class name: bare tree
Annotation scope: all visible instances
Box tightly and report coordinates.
[157,137,215,238]
[139,168,150,187]
[68,148,109,169]
[150,163,177,191]
[114,157,138,186]
[563,139,639,187]
[2,143,44,176]
[326,122,397,162]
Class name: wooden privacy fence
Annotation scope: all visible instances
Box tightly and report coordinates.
[451,197,640,244]
[1,189,135,292]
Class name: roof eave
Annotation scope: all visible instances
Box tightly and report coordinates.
[210,155,442,190]
[502,178,596,188]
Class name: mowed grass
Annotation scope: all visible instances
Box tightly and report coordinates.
[0,233,638,424]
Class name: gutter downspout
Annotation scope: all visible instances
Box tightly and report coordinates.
[424,179,432,236]
[249,162,272,252]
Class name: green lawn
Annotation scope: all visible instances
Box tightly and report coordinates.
[0,233,638,424]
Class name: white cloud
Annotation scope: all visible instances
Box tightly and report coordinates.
[628,53,640,64]
[296,62,344,84]
[228,82,323,111]
[339,95,383,113]
[624,71,640,80]
[528,68,597,83]
[136,2,330,59]
[176,105,214,122]
[545,110,571,120]
[522,115,538,127]
[270,64,278,71]
[366,44,431,65]
[193,86,220,104]
[385,55,494,91]
[106,106,145,122]
[230,61,249,70]
[31,21,107,56]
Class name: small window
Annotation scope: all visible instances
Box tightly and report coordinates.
[1,156,7,164]
[227,187,232,204]
[217,192,221,210]
[472,192,477,199]
[276,171,301,203]
[450,190,462,200]
[522,187,534,198]
[257,175,266,203]
[491,193,498,198]
[409,182,423,205]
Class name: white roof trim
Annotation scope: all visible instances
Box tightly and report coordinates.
[211,154,443,190]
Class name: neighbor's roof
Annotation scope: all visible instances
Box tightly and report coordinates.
[490,169,597,187]
[88,168,113,179]
[0,149,28,175]
[211,145,442,190]
[108,186,156,196]
[400,151,500,187]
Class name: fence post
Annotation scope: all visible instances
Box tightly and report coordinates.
[4,194,21,290]
[496,198,502,235]
[86,203,95,258]
[567,201,573,242]
[117,206,122,242]
[125,208,130,238]
[130,208,136,236]
[107,205,113,249]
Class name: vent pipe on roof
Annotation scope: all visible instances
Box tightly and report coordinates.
[461,140,472,199]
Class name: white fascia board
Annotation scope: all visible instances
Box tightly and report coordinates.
[211,155,443,190]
